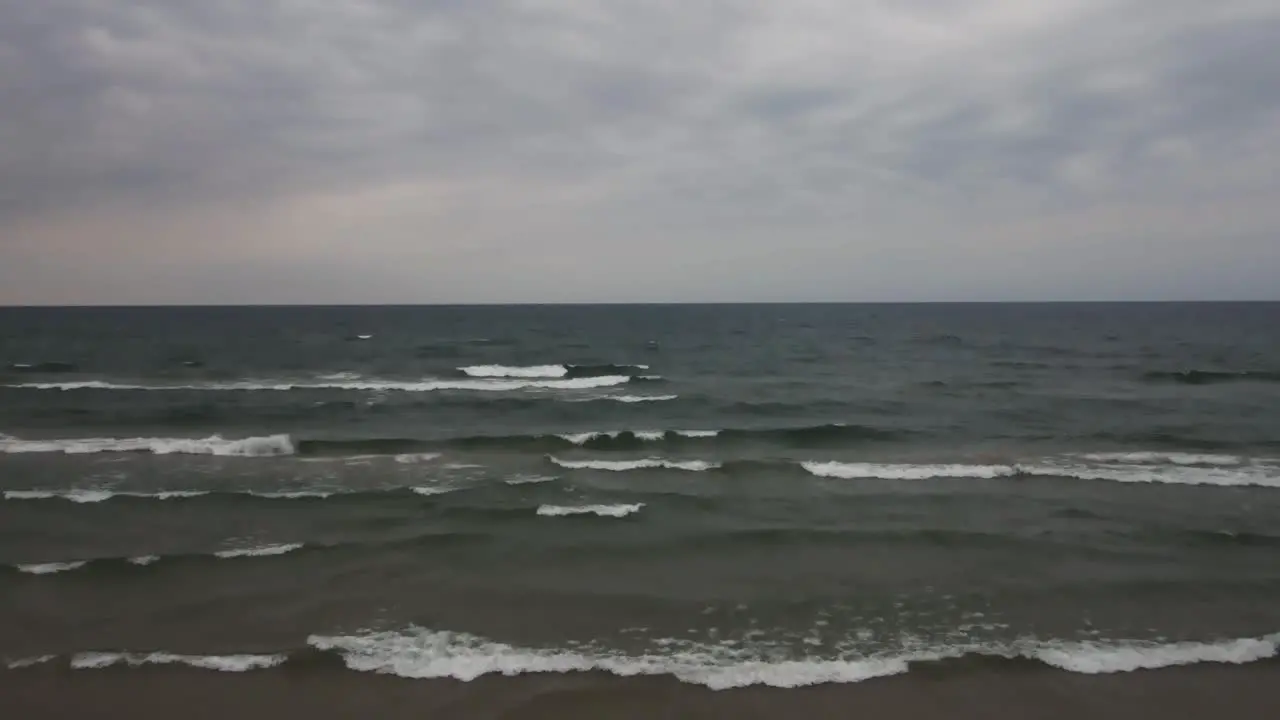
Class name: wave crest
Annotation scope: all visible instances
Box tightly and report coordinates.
[536,503,644,518]
[549,457,719,472]
[0,434,294,457]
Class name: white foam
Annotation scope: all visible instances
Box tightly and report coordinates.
[308,627,1280,688]
[0,433,295,457]
[801,462,1015,480]
[549,457,719,472]
[70,652,285,672]
[799,461,1280,488]
[307,627,908,689]
[537,503,644,518]
[677,430,720,438]
[394,453,442,464]
[128,556,160,566]
[5,489,112,503]
[411,486,457,496]
[1030,635,1280,673]
[6,655,55,669]
[214,543,303,559]
[604,394,678,403]
[506,474,558,485]
[5,376,630,392]
[460,364,568,378]
[247,490,335,499]
[1078,452,1248,466]
[16,561,88,575]
[558,431,621,445]
[634,430,665,441]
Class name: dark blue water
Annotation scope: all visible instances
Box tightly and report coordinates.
[2,303,1279,685]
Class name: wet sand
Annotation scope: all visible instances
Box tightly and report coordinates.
[6,660,1280,720]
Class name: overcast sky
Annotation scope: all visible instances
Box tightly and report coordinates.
[2,0,1279,304]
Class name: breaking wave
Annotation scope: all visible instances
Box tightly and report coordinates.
[304,627,1280,688]
[69,652,286,672]
[15,561,88,575]
[0,434,294,457]
[548,456,720,472]
[536,503,644,518]
[799,459,1280,487]
[213,543,304,559]
[3,375,632,392]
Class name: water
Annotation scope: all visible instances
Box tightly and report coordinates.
[2,303,1279,685]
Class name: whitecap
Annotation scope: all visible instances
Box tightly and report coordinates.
[6,655,56,669]
[459,364,568,378]
[0,433,295,457]
[549,457,719,472]
[16,561,89,575]
[307,628,1280,688]
[536,503,644,518]
[394,453,442,464]
[70,652,285,672]
[5,376,629,392]
[213,543,303,559]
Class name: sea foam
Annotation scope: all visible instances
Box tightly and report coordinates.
[69,652,285,672]
[5,376,630,392]
[549,457,719,472]
[306,627,1280,688]
[460,364,568,378]
[0,434,294,457]
[536,503,644,518]
[213,543,304,559]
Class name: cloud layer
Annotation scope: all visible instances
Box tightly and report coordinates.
[3,0,1279,303]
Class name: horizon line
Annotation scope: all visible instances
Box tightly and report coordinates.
[2,299,1278,309]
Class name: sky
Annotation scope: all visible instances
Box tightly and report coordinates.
[2,0,1279,305]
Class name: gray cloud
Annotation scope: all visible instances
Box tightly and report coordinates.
[2,0,1279,303]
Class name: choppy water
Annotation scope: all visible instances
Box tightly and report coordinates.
[3,303,1280,687]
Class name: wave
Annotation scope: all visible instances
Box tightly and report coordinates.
[587,394,678,403]
[16,561,88,575]
[548,456,719,472]
[536,503,644,518]
[3,375,632,392]
[214,543,304,559]
[457,363,651,379]
[801,462,1014,480]
[1143,369,1280,385]
[1078,452,1250,466]
[305,627,1280,688]
[799,460,1280,488]
[0,434,294,457]
[70,652,285,672]
[459,364,567,378]
[11,628,1280,684]
[2,489,348,503]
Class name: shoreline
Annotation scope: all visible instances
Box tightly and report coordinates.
[6,659,1280,720]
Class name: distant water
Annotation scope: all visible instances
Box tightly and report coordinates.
[2,303,1280,687]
